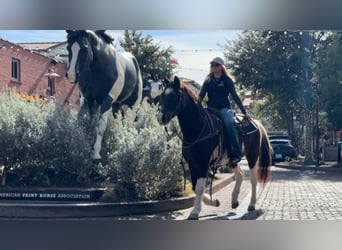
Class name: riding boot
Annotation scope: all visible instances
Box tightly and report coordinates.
[224,137,239,167]
[229,124,243,159]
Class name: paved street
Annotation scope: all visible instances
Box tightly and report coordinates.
[110,160,342,220]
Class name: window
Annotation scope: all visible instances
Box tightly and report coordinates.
[11,58,20,81]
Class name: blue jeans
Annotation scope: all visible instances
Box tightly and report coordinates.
[219,108,243,158]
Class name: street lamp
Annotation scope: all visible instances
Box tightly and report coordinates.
[44,69,60,98]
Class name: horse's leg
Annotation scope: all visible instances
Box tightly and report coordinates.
[248,166,258,211]
[244,128,262,211]
[188,177,206,220]
[92,96,113,159]
[231,165,244,209]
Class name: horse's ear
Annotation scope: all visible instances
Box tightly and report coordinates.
[163,78,170,85]
[174,76,180,89]
[66,30,74,34]
[162,79,168,87]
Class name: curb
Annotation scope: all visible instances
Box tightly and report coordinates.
[0,173,235,218]
[274,163,342,173]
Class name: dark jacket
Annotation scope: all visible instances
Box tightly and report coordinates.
[198,75,246,114]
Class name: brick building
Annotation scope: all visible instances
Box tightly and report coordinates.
[0,38,78,106]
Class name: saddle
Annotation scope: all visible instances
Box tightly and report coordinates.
[205,108,258,139]
[204,108,258,167]
[234,114,258,136]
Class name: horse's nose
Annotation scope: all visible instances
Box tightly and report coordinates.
[156,112,165,125]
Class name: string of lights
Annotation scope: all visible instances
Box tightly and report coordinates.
[116,48,225,53]
[173,48,224,53]
[176,67,208,72]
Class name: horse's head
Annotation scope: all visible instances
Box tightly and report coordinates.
[157,76,183,125]
[65,30,94,83]
[150,79,165,99]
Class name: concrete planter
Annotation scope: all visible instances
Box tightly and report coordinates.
[0,173,235,218]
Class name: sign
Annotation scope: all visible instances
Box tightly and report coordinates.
[0,188,105,202]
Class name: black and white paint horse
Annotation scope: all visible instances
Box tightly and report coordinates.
[66,30,143,159]
[142,77,200,105]
[142,78,165,105]
[157,76,272,220]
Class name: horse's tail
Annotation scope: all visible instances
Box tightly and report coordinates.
[257,121,272,183]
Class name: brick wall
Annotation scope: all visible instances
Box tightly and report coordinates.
[0,39,79,106]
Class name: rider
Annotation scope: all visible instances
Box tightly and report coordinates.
[198,57,248,166]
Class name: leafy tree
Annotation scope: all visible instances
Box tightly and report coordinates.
[119,30,177,86]
[224,30,327,162]
[224,31,308,139]
[314,32,342,131]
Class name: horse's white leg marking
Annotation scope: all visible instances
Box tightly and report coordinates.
[66,42,80,83]
[232,165,244,208]
[248,165,258,211]
[189,178,206,219]
[92,55,127,159]
[92,109,110,159]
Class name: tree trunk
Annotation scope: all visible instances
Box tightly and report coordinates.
[304,109,315,164]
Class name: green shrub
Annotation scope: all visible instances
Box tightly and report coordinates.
[0,92,183,201]
[100,102,183,201]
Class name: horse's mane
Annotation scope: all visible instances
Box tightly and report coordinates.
[180,81,199,104]
[66,30,114,45]
[95,30,114,44]
[66,30,81,42]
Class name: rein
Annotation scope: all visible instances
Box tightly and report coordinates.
[182,108,219,150]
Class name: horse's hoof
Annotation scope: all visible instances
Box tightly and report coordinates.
[92,158,102,165]
[232,201,239,209]
[214,199,220,207]
[248,205,255,212]
[188,213,199,220]
[92,152,102,160]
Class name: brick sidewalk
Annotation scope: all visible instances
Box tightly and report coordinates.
[255,167,342,220]
[117,163,342,220]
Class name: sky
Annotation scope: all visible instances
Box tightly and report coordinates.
[0,30,240,84]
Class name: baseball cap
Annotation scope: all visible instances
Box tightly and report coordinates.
[210,57,225,65]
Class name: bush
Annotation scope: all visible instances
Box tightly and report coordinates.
[0,92,95,187]
[0,92,183,201]
[100,102,183,201]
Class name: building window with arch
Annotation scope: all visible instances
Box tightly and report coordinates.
[11,58,21,82]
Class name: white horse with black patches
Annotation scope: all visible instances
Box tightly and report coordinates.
[66,30,142,159]
[142,77,165,105]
